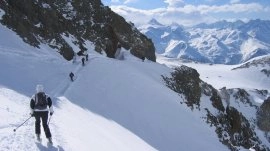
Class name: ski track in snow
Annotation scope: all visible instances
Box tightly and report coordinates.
[0,24,160,151]
[50,55,101,97]
[0,45,105,151]
[0,122,63,151]
[0,89,63,151]
[0,56,98,151]
[3,22,269,150]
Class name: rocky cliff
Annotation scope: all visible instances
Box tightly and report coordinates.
[163,66,270,150]
[0,0,155,61]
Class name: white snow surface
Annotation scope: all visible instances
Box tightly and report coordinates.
[163,40,187,58]
[157,54,270,149]
[157,54,270,92]
[42,3,51,9]
[0,24,229,151]
[240,38,268,61]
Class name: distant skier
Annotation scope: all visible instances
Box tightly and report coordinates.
[30,84,54,143]
[82,57,85,66]
[141,56,145,62]
[85,54,88,61]
[72,54,77,64]
[69,72,74,81]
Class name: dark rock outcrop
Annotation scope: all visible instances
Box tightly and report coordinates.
[162,65,201,109]
[257,97,270,132]
[0,0,155,61]
[206,107,267,151]
[162,67,269,150]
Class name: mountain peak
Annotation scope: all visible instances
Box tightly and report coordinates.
[148,18,164,26]
[170,22,180,27]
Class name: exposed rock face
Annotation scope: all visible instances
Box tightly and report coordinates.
[257,97,270,132]
[0,0,155,61]
[162,65,201,109]
[232,88,256,107]
[210,88,225,112]
[162,67,270,150]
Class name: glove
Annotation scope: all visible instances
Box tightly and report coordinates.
[50,112,54,116]
[30,112,35,117]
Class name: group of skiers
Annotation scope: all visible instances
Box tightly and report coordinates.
[29,53,89,144]
[70,53,89,81]
[28,46,146,144]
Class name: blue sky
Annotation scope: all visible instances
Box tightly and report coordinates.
[101,0,270,26]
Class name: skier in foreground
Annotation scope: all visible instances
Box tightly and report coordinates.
[30,84,54,143]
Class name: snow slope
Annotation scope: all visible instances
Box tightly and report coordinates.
[157,54,270,150]
[0,24,156,151]
[157,54,270,92]
[0,24,228,151]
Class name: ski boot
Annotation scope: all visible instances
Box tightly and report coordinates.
[36,134,41,141]
[48,137,53,144]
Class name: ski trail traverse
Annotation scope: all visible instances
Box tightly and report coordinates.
[0,54,103,151]
[50,55,101,97]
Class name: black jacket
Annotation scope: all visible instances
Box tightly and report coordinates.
[30,93,53,112]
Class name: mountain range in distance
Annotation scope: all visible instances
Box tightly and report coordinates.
[139,19,270,65]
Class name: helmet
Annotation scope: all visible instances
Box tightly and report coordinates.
[36,84,44,93]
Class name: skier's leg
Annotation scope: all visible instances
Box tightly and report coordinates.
[41,111,52,138]
[35,112,41,135]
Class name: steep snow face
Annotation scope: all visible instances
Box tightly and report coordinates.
[62,57,227,151]
[240,38,269,62]
[139,20,189,54]
[0,24,70,96]
[0,88,157,151]
[0,24,228,151]
[0,24,156,151]
[163,40,187,58]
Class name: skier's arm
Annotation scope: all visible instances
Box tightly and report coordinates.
[47,97,54,114]
[30,98,35,114]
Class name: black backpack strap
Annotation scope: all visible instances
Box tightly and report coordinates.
[35,93,38,105]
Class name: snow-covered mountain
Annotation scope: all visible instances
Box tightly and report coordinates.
[1,1,270,149]
[0,0,155,61]
[158,54,270,150]
[0,23,225,151]
[139,19,270,64]
[1,18,270,151]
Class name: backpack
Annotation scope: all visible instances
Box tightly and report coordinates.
[35,92,47,109]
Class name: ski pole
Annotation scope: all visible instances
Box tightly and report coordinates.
[48,115,52,125]
[13,116,32,132]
